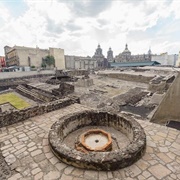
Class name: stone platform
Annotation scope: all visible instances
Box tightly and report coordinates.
[0,104,179,180]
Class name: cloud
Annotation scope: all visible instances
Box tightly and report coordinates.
[59,0,112,17]
[0,0,180,57]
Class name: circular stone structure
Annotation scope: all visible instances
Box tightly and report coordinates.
[49,110,146,171]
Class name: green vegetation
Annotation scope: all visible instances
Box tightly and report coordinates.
[0,93,30,110]
[43,55,55,67]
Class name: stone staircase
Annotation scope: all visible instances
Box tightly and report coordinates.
[16,85,45,103]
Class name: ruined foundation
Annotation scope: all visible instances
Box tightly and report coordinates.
[49,110,146,171]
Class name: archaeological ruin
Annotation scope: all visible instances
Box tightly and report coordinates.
[0,68,179,179]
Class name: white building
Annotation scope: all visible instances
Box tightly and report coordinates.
[152,53,178,66]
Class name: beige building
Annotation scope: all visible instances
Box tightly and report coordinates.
[175,51,180,67]
[4,45,65,69]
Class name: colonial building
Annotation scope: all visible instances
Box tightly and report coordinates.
[115,44,152,62]
[65,44,110,70]
[107,47,114,62]
[4,45,65,69]
[92,44,105,67]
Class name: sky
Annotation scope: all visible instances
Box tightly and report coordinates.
[0,0,180,57]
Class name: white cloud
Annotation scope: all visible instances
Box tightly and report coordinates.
[171,0,180,19]
[0,0,180,57]
[0,2,11,23]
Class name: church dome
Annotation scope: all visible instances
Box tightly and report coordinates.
[123,44,131,54]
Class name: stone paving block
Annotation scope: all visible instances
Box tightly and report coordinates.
[60,174,73,180]
[113,171,123,179]
[31,167,41,175]
[157,153,172,163]
[148,164,171,179]
[5,154,16,165]
[14,147,27,155]
[34,172,43,180]
[45,151,54,159]
[34,153,46,164]
[56,162,67,171]
[49,156,59,165]
[142,170,151,178]
[31,149,42,157]
[10,137,18,144]
[138,175,145,180]
[43,145,50,153]
[1,144,12,151]
[71,168,84,177]
[107,171,113,179]
[84,170,98,180]
[64,166,75,175]
[44,171,61,180]
[28,146,37,152]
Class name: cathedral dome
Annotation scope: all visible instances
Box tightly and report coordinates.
[123,44,131,54]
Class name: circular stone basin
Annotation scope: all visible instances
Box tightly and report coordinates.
[49,110,146,171]
[78,129,112,152]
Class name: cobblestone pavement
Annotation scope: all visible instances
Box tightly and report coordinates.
[0,104,179,180]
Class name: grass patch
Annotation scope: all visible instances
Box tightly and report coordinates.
[0,92,30,110]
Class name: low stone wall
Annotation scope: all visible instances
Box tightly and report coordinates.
[148,75,175,93]
[0,97,79,128]
[99,73,154,83]
[49,110,146,171]
[151,72,180,123]
[56,70,88,77]
[52,83,74,97]
[0,74,54,91]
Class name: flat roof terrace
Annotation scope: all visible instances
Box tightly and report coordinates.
[0,104,179,180]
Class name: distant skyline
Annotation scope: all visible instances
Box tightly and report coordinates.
[0,0,180,57]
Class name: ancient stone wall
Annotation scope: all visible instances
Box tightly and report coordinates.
[0,97,79,128]
[99,73,153,83]
[52,83,74,97]
[151,72,180,124]
[56,70,89,77]
[0,74,54,91]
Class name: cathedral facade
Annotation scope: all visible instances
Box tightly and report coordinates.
[115,44,152,63]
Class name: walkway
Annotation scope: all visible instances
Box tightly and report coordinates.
[0,104,179,180]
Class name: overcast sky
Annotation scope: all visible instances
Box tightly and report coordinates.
[0,0,180,57]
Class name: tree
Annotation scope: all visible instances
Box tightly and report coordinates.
[43,55,55,67]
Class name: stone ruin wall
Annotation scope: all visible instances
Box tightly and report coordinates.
[0,74,54,91]
[0,97,80,128]
[52,83,74,97]
[99,73,154,83]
